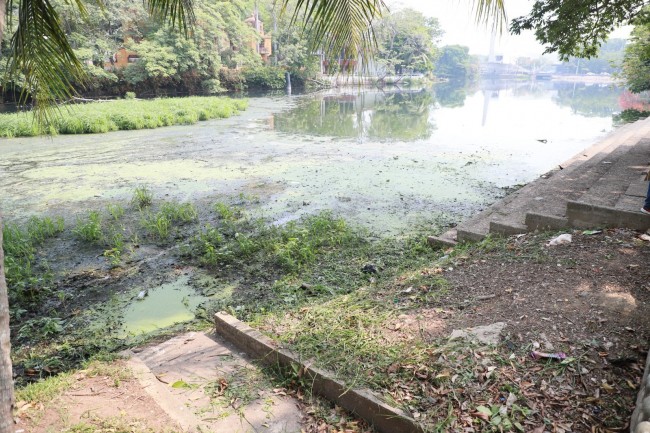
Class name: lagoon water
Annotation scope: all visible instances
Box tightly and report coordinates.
[0,80,624,235]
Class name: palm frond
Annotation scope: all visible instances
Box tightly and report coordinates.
[284,0,386,68]
[145,0,195,34]
[472,0,507,32]
[7,0,85,124]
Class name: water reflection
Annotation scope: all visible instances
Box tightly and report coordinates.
[273,89,435,141]
[272,80,623,144]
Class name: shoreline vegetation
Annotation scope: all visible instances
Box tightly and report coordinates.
[5,190,648,432]
[0,96,248,138]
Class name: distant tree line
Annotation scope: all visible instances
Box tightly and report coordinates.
[0,0,477,98]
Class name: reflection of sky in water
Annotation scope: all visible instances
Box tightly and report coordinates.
[273,81,621,188]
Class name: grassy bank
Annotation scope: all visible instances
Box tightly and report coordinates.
[0,96,248,137]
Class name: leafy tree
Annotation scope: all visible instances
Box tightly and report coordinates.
[510,0,645,59]
[554,38,626,75]
[435,45,477,80]
[375,8,442,74]
[622,21,650,93]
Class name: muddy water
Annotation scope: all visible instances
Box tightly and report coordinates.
[0,80,622,235]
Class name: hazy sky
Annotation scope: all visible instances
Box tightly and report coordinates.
[387,0,631,61]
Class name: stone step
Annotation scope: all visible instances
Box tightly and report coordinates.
[567,200,650,231]
[576,137,650,208]
[448,118,650,242]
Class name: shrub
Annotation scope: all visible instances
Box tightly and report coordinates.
[243,66,286,90]
[218,68,245,91]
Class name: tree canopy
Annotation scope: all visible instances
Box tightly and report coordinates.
[375,8,442,74]
[509,0,646,60]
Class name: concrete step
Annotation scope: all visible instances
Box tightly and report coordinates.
[123,332,304,433]
[567,200,650,231]
[447,117,650,242]
[576,137,650,208]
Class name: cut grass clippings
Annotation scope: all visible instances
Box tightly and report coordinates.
[0,96,247,137]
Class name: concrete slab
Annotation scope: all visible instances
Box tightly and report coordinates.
[525,213,569,231]
[626,180,649,198]
[489,221,527,236]
[124,332,304,433]
[426,234,457,248]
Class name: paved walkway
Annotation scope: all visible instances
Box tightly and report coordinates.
[431,116,650,245]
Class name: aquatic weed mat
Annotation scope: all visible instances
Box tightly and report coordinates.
[253,229,650,432]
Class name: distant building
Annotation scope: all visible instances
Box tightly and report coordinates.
[104,47,140,71]
[244,14,272,62]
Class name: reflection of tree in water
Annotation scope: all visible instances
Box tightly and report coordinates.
[552,83,622,117]
[368,91,435,140]
[434,81,470,107]
[273,90,435,141]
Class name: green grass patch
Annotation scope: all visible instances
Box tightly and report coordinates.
[3,216,64,307]
[73,211,103,243]
[15,371,75,404]
[0,96,248,137]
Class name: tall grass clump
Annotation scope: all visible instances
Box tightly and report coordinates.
[73,211,103,243]
[2,216,64,305]
[141,202,198,241]
[0,97,248,137]
[131,186,153,210]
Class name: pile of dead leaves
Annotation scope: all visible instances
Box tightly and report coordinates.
[380,339,645,432]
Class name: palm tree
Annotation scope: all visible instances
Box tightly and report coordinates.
[0,0,506,430]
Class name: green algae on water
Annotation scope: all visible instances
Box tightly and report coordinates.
[121,275,205,336]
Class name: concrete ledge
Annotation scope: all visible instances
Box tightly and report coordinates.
[214,313,424,433]
[427,234,457,248]
[525,213,569,231]
[489,221,527,236]
[456,228,486,243]
[567,201,650,230]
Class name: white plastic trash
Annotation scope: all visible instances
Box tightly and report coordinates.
[547,233,572,246]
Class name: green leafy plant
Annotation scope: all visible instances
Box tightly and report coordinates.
[132,186,153,210]
[106,204,125,221]
[73,211,103,243]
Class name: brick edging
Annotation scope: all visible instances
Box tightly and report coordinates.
[214,312,424,433]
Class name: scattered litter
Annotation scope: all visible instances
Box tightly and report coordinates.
[136,289,148,300]
[547,234,572,246]
[582,230,602,235]
[531,351,567,361]
[639,234,650,242]
[361,263,378,274]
